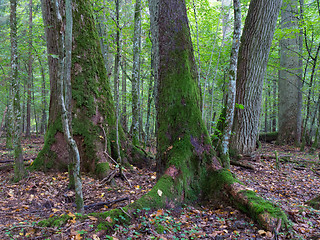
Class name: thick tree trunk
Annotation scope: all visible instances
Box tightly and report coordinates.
[34,0,135,175]
[230,0,282,155]
[278,0,302,145]
[89,0,288,232]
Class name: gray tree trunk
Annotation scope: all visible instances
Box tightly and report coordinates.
[220,0,241,169]
[230,0,282,155]
[131,0,141,146]
[278,0,302,144]
[26,0,32,138]
[11,0,26,182]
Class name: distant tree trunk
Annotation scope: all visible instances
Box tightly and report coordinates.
[132,0,142,146]
[0,107,7,138]
[145,70,154,146]
[6,87,13,149]
[230,0,282,155]
[11,0,26,182]
[39,60,47,134]
[113,0,120,100]
[272,78,277,132]
[277,0,302,145]
[121,53,127,132]
[26,0,33,138]
[192,0,201,90]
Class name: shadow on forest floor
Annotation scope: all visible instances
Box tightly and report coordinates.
[0,136,319,239]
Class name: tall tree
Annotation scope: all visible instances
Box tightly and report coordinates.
[219,0,241,169]
[10,0,26,182]
[230,0,282,155]
[131,0,142,146]
[34,0,123,175]
[26,0,33,138]
[278,0,302,144]
[96,0,288,232]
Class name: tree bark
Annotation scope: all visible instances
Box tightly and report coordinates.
[131,0,142,146]
[26,0,33,138]
[219,0,241,169]
[278,0,302,144]
[34,0,133,175]
[230,0,282,155]
[10,0,26,182]
[94,0,288,232]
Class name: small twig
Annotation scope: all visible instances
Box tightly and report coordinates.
[120,207,132,218]
[63,221,87,233]
[273,218,282,240]
[100,125,132,188]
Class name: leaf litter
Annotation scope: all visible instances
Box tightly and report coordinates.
[0,137,319,239]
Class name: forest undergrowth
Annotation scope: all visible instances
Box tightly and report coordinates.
[0,136,319,239]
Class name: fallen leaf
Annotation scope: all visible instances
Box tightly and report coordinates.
[258,229,266,235]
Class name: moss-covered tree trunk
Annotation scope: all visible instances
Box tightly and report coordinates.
[134,0,287,231]
[33,0,131,177]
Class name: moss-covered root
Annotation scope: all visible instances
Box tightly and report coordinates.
[37,174,176,231]
[225,182,288,231]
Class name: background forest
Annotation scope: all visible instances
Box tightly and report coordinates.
[0,0,320,239]
[1,0,320,148]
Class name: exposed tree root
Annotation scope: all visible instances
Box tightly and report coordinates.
[230,160,255,170]
[224,181,287,231]
[37,167,288,233]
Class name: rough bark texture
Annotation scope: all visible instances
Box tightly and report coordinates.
[230,0,282,155]
[11,0,26,182]
[34,0,132,175]
[278,0,302,144]
[131,0,142,146]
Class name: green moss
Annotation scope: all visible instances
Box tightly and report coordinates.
[31,117,64,171]
[95,162,110,179]
[238,190,288,227]
[90,208,130,231]
[155,223,166,234]
[203,169,238,198]
[131,175,175,209]
[38,214,72,228]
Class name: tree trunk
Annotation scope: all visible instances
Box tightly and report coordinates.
[219,0,241,169]
[277,0,302,144]
[121,52,127,132]
[26,0,33,138]
[95,0,287,232]
[131,0,142,146]
[230,0,282,155]
[34,0,136,175]
[10,0,26,182]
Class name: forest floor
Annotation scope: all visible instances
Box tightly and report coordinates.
[0,136,319,240]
